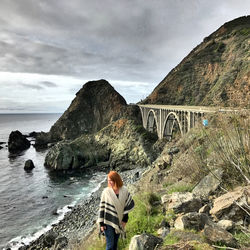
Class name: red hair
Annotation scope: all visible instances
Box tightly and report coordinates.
[108,171,123,189]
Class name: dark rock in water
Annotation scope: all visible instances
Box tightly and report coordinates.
[0,141,5,145]
[8,130,30,153]
[52,209,58,215]
[24,159,35,171]
[42,196,48,199]
[0,146,3,150]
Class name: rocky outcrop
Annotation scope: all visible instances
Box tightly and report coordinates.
[24,159,35,171]
[8,130,30,153]
[141,16,250,108]
[45,119,157,171]
[35,79,141,148]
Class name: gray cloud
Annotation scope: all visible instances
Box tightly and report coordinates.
[39,81,57,88]
[20,83,43,90]
[0,0,249,112]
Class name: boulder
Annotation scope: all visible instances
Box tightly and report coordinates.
[43,231,59,247]
[198,204,211,214]
[157,227,170,238]
[192,169,223,199]
[217,219,234,231]
[166,192,202,214]
[45,142,83,170]
[174,212,211,231]
[24,159,35,171]
[210,186,250,221]
[203,224,238,248]
[8,130,30,153]
[129,233,163,250]
[54,236,68,250]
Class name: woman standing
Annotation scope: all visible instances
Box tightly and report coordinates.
[97,171,134,250]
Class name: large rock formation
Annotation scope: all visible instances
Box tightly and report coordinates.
[141,16,250,108]
[8,130,30,153]
[37,80,139,146]
[44,119,157,171]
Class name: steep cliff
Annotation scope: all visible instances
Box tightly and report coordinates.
[44,79,135,142]
[141,16,250,108]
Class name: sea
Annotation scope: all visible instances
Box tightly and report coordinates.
[0,114,106,250]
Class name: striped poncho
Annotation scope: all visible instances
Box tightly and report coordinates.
[97,186,134,234]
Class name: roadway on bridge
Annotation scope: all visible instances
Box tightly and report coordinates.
[138,104,236,113]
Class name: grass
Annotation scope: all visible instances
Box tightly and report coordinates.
[234,231,250,247]
[167,183,194,194]
[163,233,179,245]
[81,192,164,250]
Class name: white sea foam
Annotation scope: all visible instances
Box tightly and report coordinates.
[4,200,75,250]
[4,175,106,250]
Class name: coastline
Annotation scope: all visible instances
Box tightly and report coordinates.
[16,167,144,250]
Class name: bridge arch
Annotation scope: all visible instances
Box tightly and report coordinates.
[162,112,183,140]
[146,109,159,135]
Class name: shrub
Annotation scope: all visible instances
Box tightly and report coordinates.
[192,111,250,187]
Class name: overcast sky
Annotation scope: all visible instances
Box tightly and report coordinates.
[0,0,249,113]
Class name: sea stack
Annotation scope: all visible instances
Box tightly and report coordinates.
[8,130,30,153]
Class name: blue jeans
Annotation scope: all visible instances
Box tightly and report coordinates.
[104,225,120,250]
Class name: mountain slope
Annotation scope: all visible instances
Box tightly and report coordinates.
[141,16,250,108]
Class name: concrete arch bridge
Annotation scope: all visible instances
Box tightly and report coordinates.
[138,104,220,140]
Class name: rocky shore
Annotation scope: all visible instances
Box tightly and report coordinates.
[17,167,145,250]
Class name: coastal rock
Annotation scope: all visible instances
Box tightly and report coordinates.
[129,233,163,250]
[35,80,142,148]
[192,169,223,199]
[43,79,127,142]
[54,236,68,250]
[8,130,30,153]
[45,119,155,171]
[43,231,59,247]
[24,159,35,171]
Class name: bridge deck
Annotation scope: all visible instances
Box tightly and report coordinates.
[138,104,236,113]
